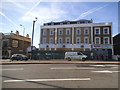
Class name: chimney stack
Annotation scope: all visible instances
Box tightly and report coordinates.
[16,30,19,35]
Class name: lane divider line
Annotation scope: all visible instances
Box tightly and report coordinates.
[4,78,91,83]
[0,68,24,71]
[50,67,95,70]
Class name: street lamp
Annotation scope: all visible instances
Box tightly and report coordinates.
[31,17,38,59]
[20,24,25,36]
[20,24,25,54]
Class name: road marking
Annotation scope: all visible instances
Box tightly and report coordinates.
[50,67,95,70]
[4,78,91,83]
[90,64,119,67]
[91,70,120,73]
[0,65,25,66]
[89,65,105,67]
[0,68,24,71]
[91,70,112,73]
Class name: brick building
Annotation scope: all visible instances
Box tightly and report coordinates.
[2,31,31,59]
[39,20,113,60]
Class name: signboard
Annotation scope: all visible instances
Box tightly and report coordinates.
[93,44,112,49]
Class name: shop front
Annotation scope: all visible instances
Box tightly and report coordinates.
[92,44,113,60]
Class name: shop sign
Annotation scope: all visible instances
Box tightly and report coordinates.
[93,45,112,49]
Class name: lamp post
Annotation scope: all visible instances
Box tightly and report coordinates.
[31,17,38,59]
[20,24,25,54]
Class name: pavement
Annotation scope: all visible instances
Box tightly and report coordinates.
[0,59,120,65]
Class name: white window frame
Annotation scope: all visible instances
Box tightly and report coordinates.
[95,37,101,44]
[95,27,100,35]
[58,29,63,35]
[43,30,47,36]
[84,28,89,35]
[50,29,54,35]
[66,29,71,35]
[42,38,46,44]
[66,37,70,44]
[104,37,109,44]
[49,38,54,44]
[76,37,81,44]
[76,28,81,35]
[84,37,89,44]
[58,38,63,44]
[103,27,109,34]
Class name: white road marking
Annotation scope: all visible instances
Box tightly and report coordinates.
[0,65,25,67]
[4,78,91,83]
[105,65,119,67]
[90,64,119,67]
[89,65,105,67]
[50,67,95,70]
[91,70,120,73]
[0,68,24,71]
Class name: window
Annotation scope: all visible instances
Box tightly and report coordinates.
[84,37,89,44]
[84,28,89,35]
[43,30,47,36]
[76,37,81,44]
[50,29,54,35]
[104,37,109,44]
[49,38,53,44]
[76,28,81,35]
[95,28,100,35]
[58,29,63,35]
[77,52,82,55]
[66,29,71,35]
[58,38,63,44]
[42,38,46,44]
[95,37,100,44]
[66,37,70,44]
[103,27,109,34]
[12,40,18,47]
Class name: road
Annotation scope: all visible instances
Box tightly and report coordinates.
[1,63,120,89]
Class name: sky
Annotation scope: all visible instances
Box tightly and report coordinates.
[0,0,119,48]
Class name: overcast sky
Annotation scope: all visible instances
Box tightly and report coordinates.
[0,0,119,48]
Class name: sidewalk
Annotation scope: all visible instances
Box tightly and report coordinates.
[0,59,120,65]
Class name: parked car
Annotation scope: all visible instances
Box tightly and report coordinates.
[11,54,28,61]
[65,52,87,61]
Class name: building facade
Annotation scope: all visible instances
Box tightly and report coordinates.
[39,20,113,60]
[113,33,120,55]
[0,33,2,59]
[2,31,31,59]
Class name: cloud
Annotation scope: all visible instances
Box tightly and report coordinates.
[20,2,67,23]
[74,4,109,20]
[0,12,19,28]
[24,0,42,16]
[7,0,28,10]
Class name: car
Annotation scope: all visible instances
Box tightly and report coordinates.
[65,52,87,61]
[11,54,28,61]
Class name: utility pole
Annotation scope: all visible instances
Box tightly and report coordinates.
[31,17,38,60]
[20,24,25,55]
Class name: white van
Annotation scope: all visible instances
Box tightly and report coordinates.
[65,52,87,61]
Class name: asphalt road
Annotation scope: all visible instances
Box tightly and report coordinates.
[1,63,120,89]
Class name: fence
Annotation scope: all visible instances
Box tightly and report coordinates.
[31,50,92,60]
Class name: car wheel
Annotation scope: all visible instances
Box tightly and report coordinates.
[67,57,71,61]
[82,58,86,61]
